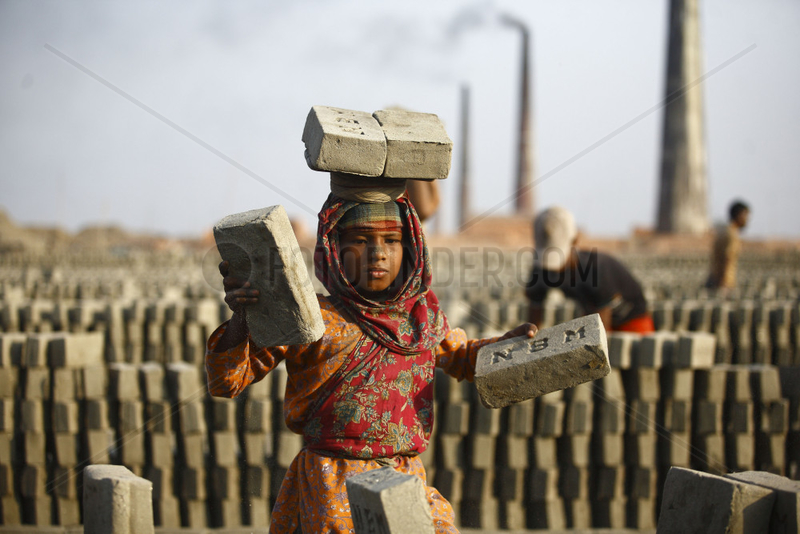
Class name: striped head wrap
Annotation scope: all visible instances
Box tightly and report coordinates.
[336,201,403,233]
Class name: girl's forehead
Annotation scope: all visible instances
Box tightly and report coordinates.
[339,228,403,238]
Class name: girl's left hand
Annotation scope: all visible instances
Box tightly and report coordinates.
[499,322,538,341]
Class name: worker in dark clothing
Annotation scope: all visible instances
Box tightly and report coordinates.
[526,206,654,333]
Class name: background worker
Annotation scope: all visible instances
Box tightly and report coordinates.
[525,206,654,333]
[706,200,750,291]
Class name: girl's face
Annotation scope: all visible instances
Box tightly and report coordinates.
[339,228,404,298]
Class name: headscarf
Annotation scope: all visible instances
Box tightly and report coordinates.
[314,194,448,355]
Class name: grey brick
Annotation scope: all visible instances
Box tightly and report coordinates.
[302,105,387,177]
[49,332,104,368]
[373,108,453,180]
[83,464,153,534]
[213,205,325,348]
[345,466,435,534]
[108,363,140,401]
[475,314,609,408]
[657,467,774,534]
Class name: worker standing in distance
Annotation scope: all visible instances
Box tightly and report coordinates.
[706,200,750,293]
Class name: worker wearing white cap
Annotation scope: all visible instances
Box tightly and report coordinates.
[526,206,654,333]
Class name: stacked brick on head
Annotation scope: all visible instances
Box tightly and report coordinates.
[302,105,453,180]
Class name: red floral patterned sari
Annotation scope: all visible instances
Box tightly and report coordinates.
[206,195,498,533]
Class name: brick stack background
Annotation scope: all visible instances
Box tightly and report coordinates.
[0,247,798,529]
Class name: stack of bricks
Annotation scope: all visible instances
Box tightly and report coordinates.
[710,302,732,363]
[771,302,796,366]
[238,372,273,527]
[657,354,695,510]
[495,396,529,529]
[50,331,104,527]
[98,302,125,362]
[558,382,593,529]
[751,365,788,474]
[167,362,207,528]
[752,304,773,365]
[730,300,754,364]
[621,365,659,529]
[140,362,180,527]
[270,363,303,512]
[79,345,112,506]
[431,369,471,527]
[19,333,54,525]
[459,387,498,531]
[691,366,727,474]
[161,302,183,364]
[123,302,145,364]
[0,332,24,525]
[781,367,800,479]
[527,391,566,530]
[207,394,241,528]
[724,366,756,473]
[183,300,215,365]
[108,363,145,480]
[144,302,165,363]
[590,370,627,528]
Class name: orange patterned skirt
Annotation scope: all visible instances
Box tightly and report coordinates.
[269,448,459,533]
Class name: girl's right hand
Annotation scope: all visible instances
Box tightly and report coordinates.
[219,261,259,313]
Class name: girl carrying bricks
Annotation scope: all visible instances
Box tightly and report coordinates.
[206,182,536,532]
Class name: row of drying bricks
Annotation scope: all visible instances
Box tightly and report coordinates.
[1,328,799,529]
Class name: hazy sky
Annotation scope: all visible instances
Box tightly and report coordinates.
[1,0,798,239]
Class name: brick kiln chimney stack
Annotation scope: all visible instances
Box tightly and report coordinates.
[656,0,710,234]
[459,84,471,231]
[501,14,535,219]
